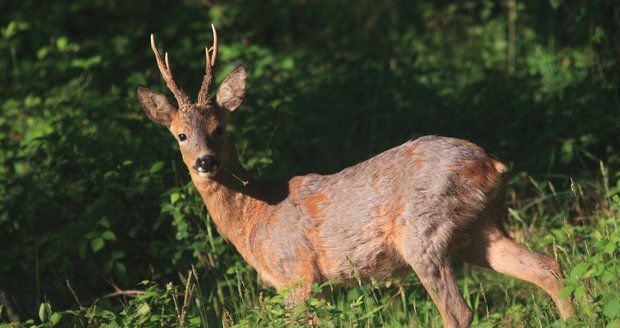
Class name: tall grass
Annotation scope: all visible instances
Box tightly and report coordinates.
[4,171,618,327]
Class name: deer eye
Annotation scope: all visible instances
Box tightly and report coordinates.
[214,126,224,136]
[178,133,187,141]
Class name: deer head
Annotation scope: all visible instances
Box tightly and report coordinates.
[137,25,247,178]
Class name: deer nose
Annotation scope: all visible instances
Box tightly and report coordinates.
[194,156,219,173]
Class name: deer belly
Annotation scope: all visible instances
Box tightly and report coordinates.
[317,230,406,281]
[248,220,319,288]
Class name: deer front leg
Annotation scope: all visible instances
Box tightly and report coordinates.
[281,278,314,307]
[416,259,472,328]
[400,247,473,328]
[276,274,320,326]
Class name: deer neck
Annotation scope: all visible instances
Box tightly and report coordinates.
[191,148,248,233]
[189,147,281,260]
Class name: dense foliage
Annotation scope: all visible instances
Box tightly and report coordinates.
[1,0,619,326]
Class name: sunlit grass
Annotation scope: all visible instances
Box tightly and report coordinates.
[4,172,618,327]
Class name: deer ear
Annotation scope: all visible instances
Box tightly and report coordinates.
[216,65,247,112]
[136,86,177,126]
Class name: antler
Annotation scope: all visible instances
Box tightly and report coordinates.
[150,34,191,108]
[197,24,219,105]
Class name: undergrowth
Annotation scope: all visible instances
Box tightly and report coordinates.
[2,1,619,327]
[3,171,618,327]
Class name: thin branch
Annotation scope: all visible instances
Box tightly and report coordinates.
[103,290,145,298]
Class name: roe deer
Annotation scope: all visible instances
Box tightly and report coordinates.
[137,26,574,327]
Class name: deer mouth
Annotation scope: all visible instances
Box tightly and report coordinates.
[196,167,217,177]
[195,164,220,177]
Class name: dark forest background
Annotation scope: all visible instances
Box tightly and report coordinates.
[1,1,619,326]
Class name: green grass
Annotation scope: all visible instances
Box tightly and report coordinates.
[6,172,618,328]
[2,2,619,326]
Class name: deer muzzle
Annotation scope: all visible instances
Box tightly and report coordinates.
[193,156,220,177]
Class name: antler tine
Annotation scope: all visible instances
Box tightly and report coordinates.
[197,24,219,105]
[210,24,218,66]
[150,34,191,108]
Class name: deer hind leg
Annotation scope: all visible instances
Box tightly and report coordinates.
[458,229,574,320]
[399,244,473,328]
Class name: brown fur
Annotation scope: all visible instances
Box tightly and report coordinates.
[138,42,575,327]
[300,192,328,219]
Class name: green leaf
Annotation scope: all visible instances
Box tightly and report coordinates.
[37,47,50,59]
[585,263,605,278]
[110,251,125,260]
[603,299,620,319]
[38,302,50,322]
[100,218,110,228]
[137,302,151,317]
[602,271,617,283]
[551,228,567,244]
[126,72,147,86]
[549,0,564,10]
[281,57,294,70]
[570,263,590,279]
[559,286,574,298]
[560,139,574,164]
[71,55,102,69]
[90,237,104,253]
[50,312,63,325]
[170,193,180,204]
[101,230,116,241]
[607,319,620,328]
[574,285,585,298]
[149,161,164,174]
[604,242,617,255]
[115,262,127,278]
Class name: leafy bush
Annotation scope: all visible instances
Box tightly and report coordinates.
[1,0,619,326]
